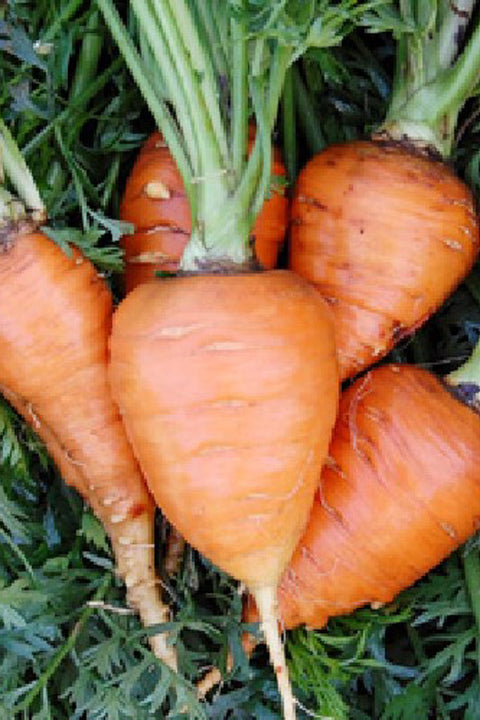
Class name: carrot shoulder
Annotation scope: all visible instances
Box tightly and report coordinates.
[0,228,176,668]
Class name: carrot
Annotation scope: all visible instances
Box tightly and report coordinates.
[109,272,338,715]
[119,129,289,293]
[242,360,480,631]
[0,122,176,669]
[290,4,480,381]
[98,2,349,716]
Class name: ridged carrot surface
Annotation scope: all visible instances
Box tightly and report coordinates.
[120,133,289,292]
[249,364,480,630]
[109,270,338,588]
[0,229,176,668]
[290,141,479,381]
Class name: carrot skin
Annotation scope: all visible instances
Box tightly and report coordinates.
[246,364,480,630]
[109,269,339,719]
[290,141,479,381]
[0,230,176,668]
[109,270,339,589]
[120,133,289,292]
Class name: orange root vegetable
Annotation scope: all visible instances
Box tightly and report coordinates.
[243,363,480,631]
[290,141,479,381]
[109,270,339,718]
[119,132,289,292]
[0,227,176,669]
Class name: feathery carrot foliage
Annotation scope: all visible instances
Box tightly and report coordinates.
[1,1,480,718]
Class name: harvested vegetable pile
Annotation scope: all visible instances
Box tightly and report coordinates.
[2,2,480,719]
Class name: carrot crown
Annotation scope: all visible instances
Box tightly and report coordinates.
[0,119,45,226]
[374,1,480,157]
[97,0,372,271]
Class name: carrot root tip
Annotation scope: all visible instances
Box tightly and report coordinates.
[252,585,296,720]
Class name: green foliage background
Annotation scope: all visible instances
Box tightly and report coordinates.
[1,1,480,718]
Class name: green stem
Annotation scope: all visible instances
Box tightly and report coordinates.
[150,1,225,184]
[249,78,272,225]
[42,0,84,42]
[180,43,291,271]
[14,574,112,714]
[281,66,297,188]
[383,2,480,157]
[0,120,45,219]
[171,0,229,167]
[436,1,475,70]
[293,64,325,156]
[47,10,103,195]
[69,11,103,101]
[463,548,480,679]
[231,12,248,181]
[195,0,229,82]
[131,0,199,179]
[96,0,194,210]
[236,45,292,220]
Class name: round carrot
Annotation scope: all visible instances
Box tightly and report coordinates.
[290,141,479,380]
[243,363,480,630]
[119,131,289,292]
[0,227,176,669]
[289,6,480,381]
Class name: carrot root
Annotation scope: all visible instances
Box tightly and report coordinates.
[253,585,295,720]
[111,516,178,670]
[1,383,177,670]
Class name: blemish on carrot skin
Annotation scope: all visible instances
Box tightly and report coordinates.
[128,503,146,520]
[442,238,464,251]
[201,341,248,352]
[440,521,457,540]
[296,194,328,210]
[159,322,204,338]
[143,181,171,200]
[111,513,128,523]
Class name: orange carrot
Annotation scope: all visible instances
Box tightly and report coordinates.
[119,130,289,293]
[0,226,176,669]
[243,362,480,631]
[289,6,480,381]
[109,271,339,717]
[290,141,479,381]
[97,2,356,714]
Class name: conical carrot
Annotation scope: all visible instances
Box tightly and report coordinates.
[119,130,289,293]
[109,271,339,715]
[0,224,176,669]
[98,1,360,715]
